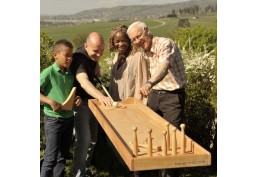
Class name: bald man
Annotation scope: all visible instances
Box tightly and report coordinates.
[70,32,112,177]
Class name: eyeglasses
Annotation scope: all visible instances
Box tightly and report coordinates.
[132,29,146,42]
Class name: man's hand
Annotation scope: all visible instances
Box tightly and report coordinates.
[98,95,113,107]
[139,82,152,98]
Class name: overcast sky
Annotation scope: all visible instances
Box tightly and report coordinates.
[40,0,188,15]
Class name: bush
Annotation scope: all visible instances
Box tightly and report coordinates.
[40,32,54,159]
[167,13,177,18]
[170,26,217,53]
[71,32,88,49]
[177,29,217,173]
[178,18,190,28]
[40,32,54,72]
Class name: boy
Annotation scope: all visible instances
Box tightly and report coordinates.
[40,39,81,177]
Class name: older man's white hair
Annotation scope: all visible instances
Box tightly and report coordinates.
[127,21,147,39]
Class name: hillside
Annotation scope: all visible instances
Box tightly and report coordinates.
[41,0,216,22]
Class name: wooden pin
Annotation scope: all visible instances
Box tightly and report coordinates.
[171,127,177,155]
[162,130,167,156]
[132,127,138,157]
[165,122,170,150]
[147,129,152,157]
[180,124,186,154]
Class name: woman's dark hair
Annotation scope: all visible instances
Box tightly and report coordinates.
[108,24,132,53]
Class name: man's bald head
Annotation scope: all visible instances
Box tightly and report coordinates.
[86,32,104,45]
[84,32,105,61]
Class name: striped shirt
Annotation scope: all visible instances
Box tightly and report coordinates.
[145,36,187,91]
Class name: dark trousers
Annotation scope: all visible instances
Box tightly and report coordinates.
[134,89,185,177]
[148,89,185,129]
[41,115,74,177]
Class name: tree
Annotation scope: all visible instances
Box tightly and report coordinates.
[167,13,177,18]
[72,32,88,49]
[40,32,54,72]
[178,19,190,28]
[40,32,54,162]
[169,26,217,173]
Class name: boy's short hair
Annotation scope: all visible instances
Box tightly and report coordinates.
[53,39,73,53]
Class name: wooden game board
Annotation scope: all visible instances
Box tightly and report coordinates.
[88,97,211,171]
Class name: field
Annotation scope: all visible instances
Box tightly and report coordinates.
[41,16,216,59]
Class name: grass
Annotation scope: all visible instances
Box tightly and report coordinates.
[40,16,217,44]
[40,15,216,69]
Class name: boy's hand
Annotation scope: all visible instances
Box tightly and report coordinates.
[74,96,82,106]
[49,100,62,112]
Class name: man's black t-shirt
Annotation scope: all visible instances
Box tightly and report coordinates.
[70,44,97,100]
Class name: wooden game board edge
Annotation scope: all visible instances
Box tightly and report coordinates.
[189,139,211,156]
[88,99,135,170]
[132,153,211,170]
[88,98,212,171]
[122,98,212,170]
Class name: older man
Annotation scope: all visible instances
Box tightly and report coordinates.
[127,21,187,177]
[70,32,113,177]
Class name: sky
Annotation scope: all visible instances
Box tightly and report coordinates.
[40,0,188,15]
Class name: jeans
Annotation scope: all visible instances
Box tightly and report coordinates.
[134,89,185,177]
[40,115,74,177]
[73,100,98,177]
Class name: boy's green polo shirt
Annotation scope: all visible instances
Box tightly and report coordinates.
[40,63,74,118]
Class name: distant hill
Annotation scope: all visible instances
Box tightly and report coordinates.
[41,0,216,23]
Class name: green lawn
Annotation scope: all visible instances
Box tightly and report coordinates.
[41,15,216,67]
[40,16,217,43]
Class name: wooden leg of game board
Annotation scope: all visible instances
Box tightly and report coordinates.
[165,122,170,150]
[172,127,177,155]
[147,129,152,157]
[162,130,167,156]
[132,127,138,157]
[180,124,186,154]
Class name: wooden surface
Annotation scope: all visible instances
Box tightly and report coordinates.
[88,97,211,171]
[62,87,76,110]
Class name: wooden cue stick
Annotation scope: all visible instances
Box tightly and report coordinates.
[101,84,114,103]
[95,76,115,103]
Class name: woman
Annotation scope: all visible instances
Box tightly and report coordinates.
[108,24,148,104]
[106,24,149,177]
